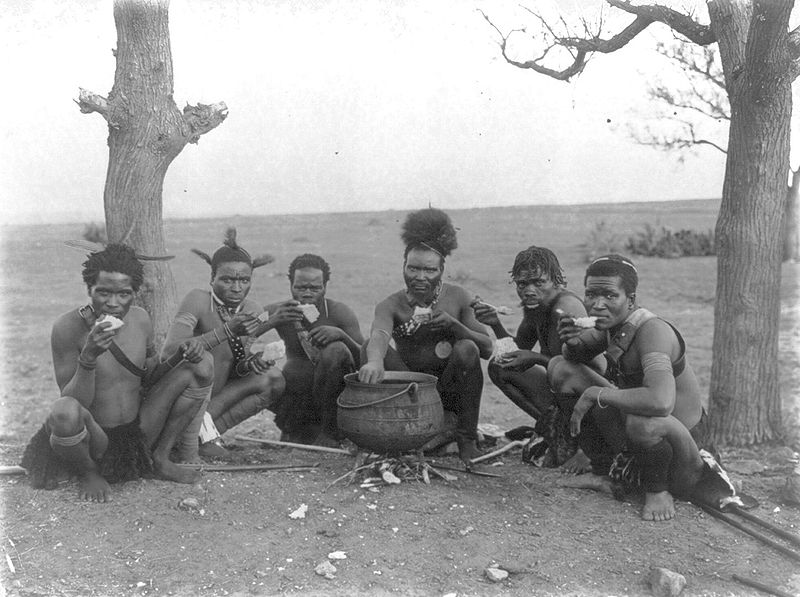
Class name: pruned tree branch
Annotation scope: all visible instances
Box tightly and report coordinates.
[182,101,228,144]
[606,0,716,45]
[76,88,109,118]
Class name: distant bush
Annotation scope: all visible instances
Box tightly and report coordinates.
[626,224,715,258]
[366,217,382,227]
[83,222,107,244]
[581,220,625,262]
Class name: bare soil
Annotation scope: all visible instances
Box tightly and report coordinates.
[2,203,799,596]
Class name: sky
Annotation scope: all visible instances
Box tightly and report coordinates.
[0,0,786,225]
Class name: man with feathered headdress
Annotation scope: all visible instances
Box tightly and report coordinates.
[358,208,493,463]
[21,243,215,502]
[162,227,284,461]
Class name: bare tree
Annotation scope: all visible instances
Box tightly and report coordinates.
[77,0,227,342]
[483,0,798,445]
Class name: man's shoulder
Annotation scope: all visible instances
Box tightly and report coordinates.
[179,288,212,310]
[441,283,471,303]
[52,308,83,335]
[551,291,584,313]
[325,298,355,315]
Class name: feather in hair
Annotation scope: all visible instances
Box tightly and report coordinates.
[401,208,458,257]
[65,239,174,261]
[252,254,275,269]
[190,248,213,265]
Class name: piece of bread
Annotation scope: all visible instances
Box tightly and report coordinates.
[573,316,598,329]
[299,304,320,323]
[95,315,124,330]
[412,306,432,323]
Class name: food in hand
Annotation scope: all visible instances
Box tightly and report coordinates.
[493,337,520,362]
[257,311,270,323]
[573,316,598,329]
[470,295,513,315]
[412,306,432,323]
[299,304,320,323]
[260,340,286,362]
[95,315,124,330]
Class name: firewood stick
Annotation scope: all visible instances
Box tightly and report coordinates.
[234,435,353,455]
[0,466,26,476]
[729,504,800,548]
[469,440,527,465]
[732,574,796,597]
[179,463,319,472]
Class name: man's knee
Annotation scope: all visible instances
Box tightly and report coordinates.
[46,396,85,436]
[186,351,214,385]
[451,339,479,366]
[256,368,285,399]
[319,341,353,369]
[547,356,576,393]
[625,415,660,445]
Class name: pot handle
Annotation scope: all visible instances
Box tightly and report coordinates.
[338,382,419,409]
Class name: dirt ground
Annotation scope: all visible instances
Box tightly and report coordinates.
[1,404,800,597]
[2,208,800,596]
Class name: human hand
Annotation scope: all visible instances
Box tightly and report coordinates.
[358,361,384,384]
[82,321,116,360]
[228,312,259,336]
[472,302,500,327]
[269,301,304,327]
[495,349,536,371]
[569,389,597,437]
[308,325,343,347]
[179,338,206,363]
[555,308,583,346]
[426,310,456,332]
[248,354,272,374]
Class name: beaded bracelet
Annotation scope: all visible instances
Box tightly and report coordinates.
[596,388,608,409]
[235,360,251,377]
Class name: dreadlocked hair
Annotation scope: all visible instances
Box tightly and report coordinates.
[510,246,565,287]
[401,208,458,260]
[289,254,331,284]
[584,254,638,295]
[82,243,144,291]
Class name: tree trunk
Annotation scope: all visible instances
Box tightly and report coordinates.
[79,0,226,346]
[707,0,792,444]
[784,169,800,261]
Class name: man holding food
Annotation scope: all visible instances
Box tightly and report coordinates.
[550,254,707,521]
[263,253,364,447]
[163,228,284,461]
[358,208,492,464]
[21,243,215,501]
[473,245,604,471]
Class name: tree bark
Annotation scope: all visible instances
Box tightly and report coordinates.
[707,0,793,444]
[79,0,226,345]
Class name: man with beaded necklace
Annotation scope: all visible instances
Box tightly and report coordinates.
[163,228,284,461]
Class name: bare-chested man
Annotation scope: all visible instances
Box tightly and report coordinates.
[162,228,284,460]
[262,254,364,446]
[21,243,214,502]
[358,208,493,463]
[474,246,604,472]
[549,254,706,521]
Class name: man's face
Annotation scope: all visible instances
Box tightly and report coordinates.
[583,275,633,330]
[291,267,326,305]
[513,268,559,310]
[211,261,253,307]
[89,271,136,319]
[403,247,443,300]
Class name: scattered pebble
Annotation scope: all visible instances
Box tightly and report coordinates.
[289,504,308,519]
[648,567,686,597]
[485,567,508,582]
[328,551,347,560]
[177,498,200,512]
[314,561,337,580]
[459,526,474,536]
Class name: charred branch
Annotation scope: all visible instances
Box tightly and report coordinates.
[76,88,109,118]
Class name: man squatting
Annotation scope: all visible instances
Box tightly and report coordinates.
[474,246,605,472]
[550,254,707,521]
[358,208,493,464]
[262,254,364,447]
[21,244,214,501]
[163,229,284,461]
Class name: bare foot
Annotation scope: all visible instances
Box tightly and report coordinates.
[153,456,201,484]
[642,490,675,522]
[560,449,591,474]
[458,438,483,465]
[559,473,615,495]
[199,439,229,459]
[78,470,111,502]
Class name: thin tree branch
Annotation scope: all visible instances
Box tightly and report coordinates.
[606,0,716,45]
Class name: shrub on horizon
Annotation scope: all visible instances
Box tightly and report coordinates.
[626,224,715,258]
[581,220,625,262]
